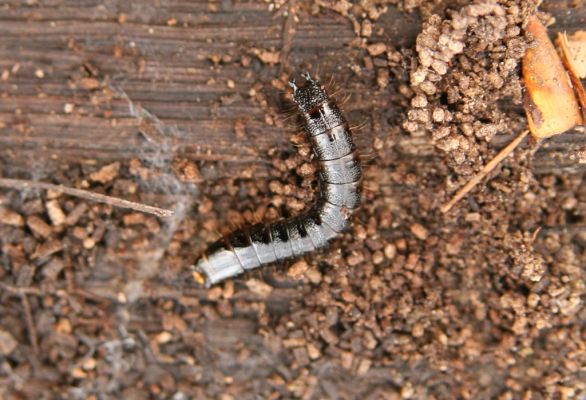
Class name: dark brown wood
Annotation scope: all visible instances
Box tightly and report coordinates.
[1,2,584,181]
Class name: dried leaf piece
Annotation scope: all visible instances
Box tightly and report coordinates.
[558,31,586,78]
[557,31,586,117]
[523,16,583,139]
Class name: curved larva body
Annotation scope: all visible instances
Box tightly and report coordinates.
[195,74,362,286]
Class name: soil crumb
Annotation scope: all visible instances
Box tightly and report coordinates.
[403,0,540,180]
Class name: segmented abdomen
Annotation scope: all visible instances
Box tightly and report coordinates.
[196,74,361,286]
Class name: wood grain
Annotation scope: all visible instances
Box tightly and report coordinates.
[0,1,584,181]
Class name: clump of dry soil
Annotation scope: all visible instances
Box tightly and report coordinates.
[403,0,540,179]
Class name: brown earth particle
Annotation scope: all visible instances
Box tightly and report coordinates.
[304,268,322,284]
[65,202,87,225]
[361,19,373,37]
[431,108,445,122]
[283,338,305,348]
[123,212,146,225]
[410,223,428,240]
[347,251,364,266]
[320,328,338,345]
[405,253,419,270]
[0,207,24,226]
[288,260,309,278]
[411,94,428,108]
[252,48,280,65]
[411,322,425,338]
[376,68,389,89]
[198,197,214,214]
[465,212,481,222]
[373,137,383,151]
[156,331,173,344]
[46,200,66,226]
[372,250,384,265]
[71,226,86,240]
[340,351,354,370]
[246,278,273,297]
[234,119,246,138]
[384,243,397,260]
[206,286,223,301]
[306,343,321,360]
[170,158,202,183]
[356,358,372,375]
[89,162,120,184]
[21,199,44,215]
[80,77,100,90]
[82,358,97,371]
[32,239,63,259]
[367,43,387,57]
[55,318,72,334]
[527,293,540,308]
[27,215,52,238]
[42,257,64,281]
[0,330,18,355]
[293,347,310,366]
[297,163,315,177]
[363,330,377,350]
[82,237,96,249]
[401,382,414,399]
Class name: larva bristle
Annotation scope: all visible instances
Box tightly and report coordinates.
[195,73,363,286]
[211,228,225,240]
[361,181,379,194]
[278,112,300,123]
[349,120,369,132]
[358,152,377,164]
[324,74,337,92]
[241,209,258,226]
[250,209,265,225]
[337,93,352,106]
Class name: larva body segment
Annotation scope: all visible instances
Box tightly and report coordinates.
[196,74,362,286]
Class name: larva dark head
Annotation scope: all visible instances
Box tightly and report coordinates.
[289,74,328,113]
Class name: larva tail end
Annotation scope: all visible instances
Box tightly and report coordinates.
[191,264,211,288]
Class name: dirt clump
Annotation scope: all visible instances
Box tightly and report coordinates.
[403,0,540,180]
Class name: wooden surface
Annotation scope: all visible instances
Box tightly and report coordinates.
[1,2,586,398]
[1,1,583,183]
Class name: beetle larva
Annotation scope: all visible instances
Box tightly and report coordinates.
[195,73,362,286]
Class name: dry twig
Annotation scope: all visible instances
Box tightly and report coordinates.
[441,130,530,213]
[0,178,174,218]
[20,293,40,355]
